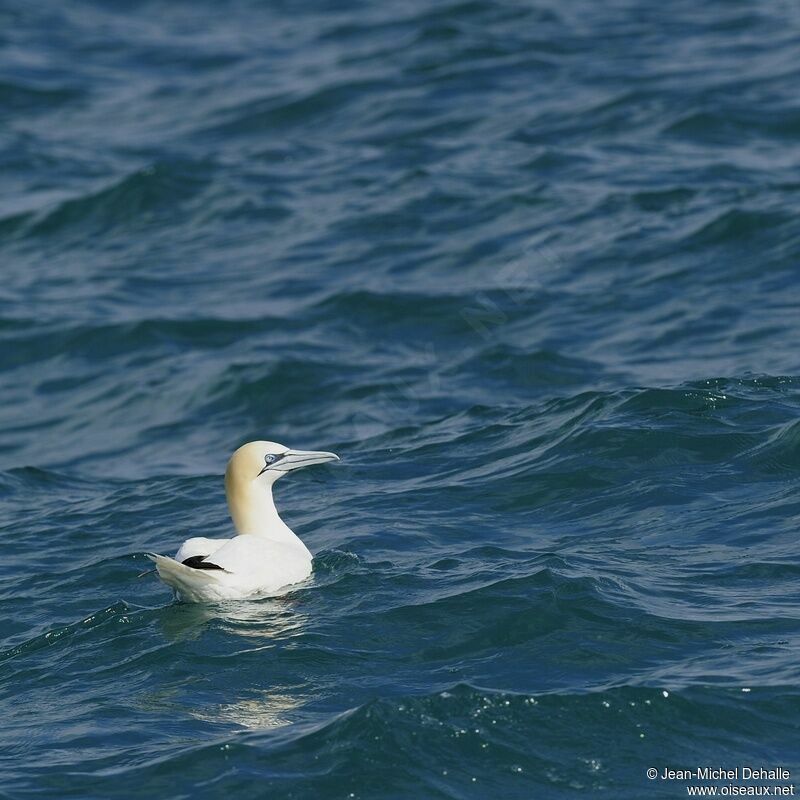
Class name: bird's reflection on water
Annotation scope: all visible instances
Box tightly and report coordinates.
[147,596,311,730]
[158,592,309,640]
[192,688,304,730]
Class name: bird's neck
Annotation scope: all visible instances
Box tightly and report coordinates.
[225,478,311,557]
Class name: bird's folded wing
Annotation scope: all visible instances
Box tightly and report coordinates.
[174,537,231,564]
[201,535,312,590]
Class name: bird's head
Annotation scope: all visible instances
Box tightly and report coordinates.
[225,440,339,490]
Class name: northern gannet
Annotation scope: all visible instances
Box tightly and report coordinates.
[148,441,339,602]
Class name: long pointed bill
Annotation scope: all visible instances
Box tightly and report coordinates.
[272,449,339,472]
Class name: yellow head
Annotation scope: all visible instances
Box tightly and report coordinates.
[224,440,339,534]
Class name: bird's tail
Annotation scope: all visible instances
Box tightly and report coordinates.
[146,553,223,601]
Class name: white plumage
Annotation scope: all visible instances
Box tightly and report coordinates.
[148,441,338,602]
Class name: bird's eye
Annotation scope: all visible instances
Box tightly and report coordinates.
[264,454,277,465]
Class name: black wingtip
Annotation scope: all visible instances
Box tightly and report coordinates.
[181,555,226,571]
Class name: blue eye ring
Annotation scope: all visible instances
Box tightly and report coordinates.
[258,453,282,476]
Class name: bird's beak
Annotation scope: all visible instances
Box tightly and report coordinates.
[272,449,339,472]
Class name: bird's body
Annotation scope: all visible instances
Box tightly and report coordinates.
[148,537,313,603]
[148,441,338,602]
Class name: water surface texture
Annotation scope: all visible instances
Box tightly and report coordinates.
[2,1,800,797]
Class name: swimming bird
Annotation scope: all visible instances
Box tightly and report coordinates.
[148,441,339,602]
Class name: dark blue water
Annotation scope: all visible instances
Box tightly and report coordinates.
[2,1,800,797]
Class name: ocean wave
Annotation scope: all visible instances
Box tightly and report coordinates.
[3,0,800,795]
[29,683,798,798]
